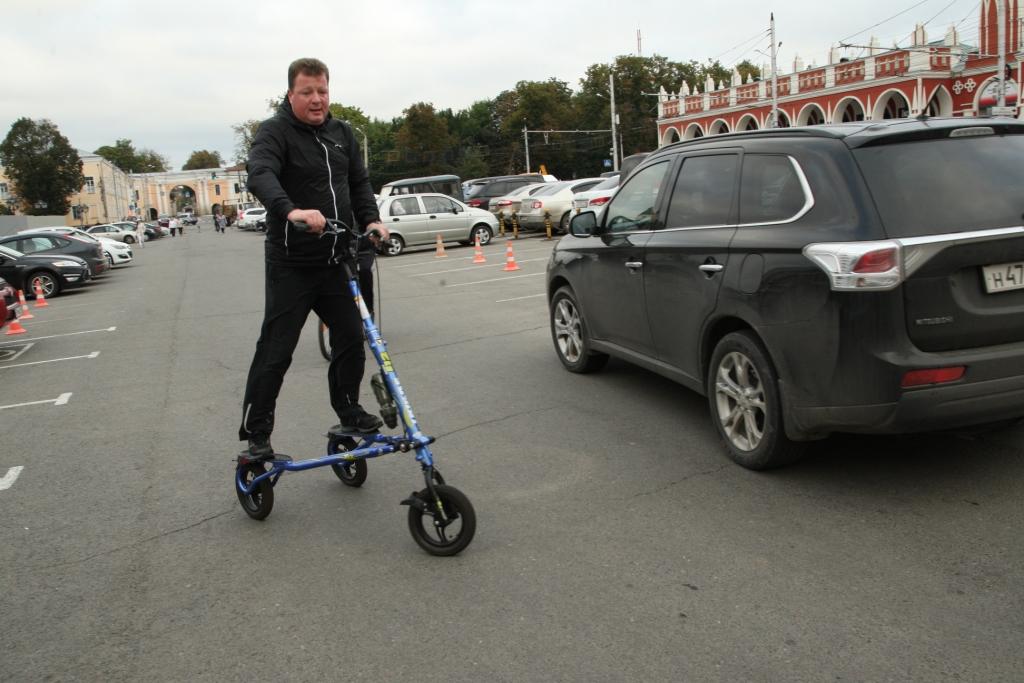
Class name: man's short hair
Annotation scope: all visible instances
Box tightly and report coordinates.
[288,58,329,90]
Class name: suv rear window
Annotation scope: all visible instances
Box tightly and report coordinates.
[854,133,1024,237]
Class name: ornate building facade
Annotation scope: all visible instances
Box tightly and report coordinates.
[656,0,1022,145]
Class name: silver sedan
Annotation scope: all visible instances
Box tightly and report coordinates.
[377,193,500,256]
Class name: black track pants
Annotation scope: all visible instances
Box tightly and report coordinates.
[239,262,365,440]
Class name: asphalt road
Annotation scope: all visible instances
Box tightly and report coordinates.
[2,221,1022,681]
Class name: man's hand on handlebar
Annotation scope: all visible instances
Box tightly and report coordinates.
[365,221,389,245]
[287,208,327,234]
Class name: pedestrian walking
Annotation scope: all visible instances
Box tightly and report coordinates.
[169,216,179,237]
[135,221,146,248]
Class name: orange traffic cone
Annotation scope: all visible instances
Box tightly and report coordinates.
[472,235,486,264]
[5,316,27,335]
[503,241,521,272]
[16,290,33,320]
[33,281,49,307]
[434,234,448,258]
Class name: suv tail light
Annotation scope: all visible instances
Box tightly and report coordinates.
[468,199,483,207]
[803,240,903,291]
[589,196,611,207]
[901,366,965,388]
[495,200,512,207]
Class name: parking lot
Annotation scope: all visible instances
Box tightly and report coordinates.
[1,224,1022,681]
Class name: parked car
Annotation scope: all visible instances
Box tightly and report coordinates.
[548,118,1024,470]
[463,174,548,211]
[237,207,267,230]
[158,214,171,228]
[0,244,91,298]
[177,212,199,226]
[144,222,169,237]
[0,232,108,277]
[488,183,548,220]
[0,276,21,330]
[376,193,499,256]
[571,175,620,216]
[98,238,133,267]
[86,223,138,244]
[380,174,464,201]
[518,178,604,232]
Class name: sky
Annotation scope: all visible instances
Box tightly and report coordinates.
[0,0,984,169]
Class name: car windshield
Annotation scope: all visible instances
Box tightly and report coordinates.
[464,183,489,199]
[591,176,620,191]
[0,244,24,258]
[854,132,1024,237]
[535,182,569,196]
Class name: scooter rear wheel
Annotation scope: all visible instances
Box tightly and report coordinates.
[407,485,476,556]
[236,462,274,520]
[329,436,367,487]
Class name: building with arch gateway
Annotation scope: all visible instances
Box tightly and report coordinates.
[656,0,1022,145]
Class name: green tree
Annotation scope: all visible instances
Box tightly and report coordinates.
[182,149,224,170]
[0,118,83,215]
[231,119,261,164]
[94,138,169,172]
[135,149,170,172]
[0,201,13,216]
[576,55,698,168]
[736,60,762,84]
[329,103,370,128]
[394,102,453,176]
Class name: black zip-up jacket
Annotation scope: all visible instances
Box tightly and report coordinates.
[247,100,380,267]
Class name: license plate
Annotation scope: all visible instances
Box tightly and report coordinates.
[982,261,1024,293]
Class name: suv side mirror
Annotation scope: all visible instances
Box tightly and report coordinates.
[569,211,598,237]
[452,205,460,213]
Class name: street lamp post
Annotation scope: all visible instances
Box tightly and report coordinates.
[351,124,369,169]
[609,72,619,171]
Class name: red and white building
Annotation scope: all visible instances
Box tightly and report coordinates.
[656,0,1022,145]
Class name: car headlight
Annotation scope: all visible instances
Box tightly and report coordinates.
[52,260,83,267]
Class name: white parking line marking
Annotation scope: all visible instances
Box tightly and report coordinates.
[412,258,547,276]
[0,326,116,345]
[0,392,72,411]
[0,342,34,362]
[496,293,546,303]
[0,351,100,370]
[446,273,545,287]
[0,466,24,491]
[26,312,124,325]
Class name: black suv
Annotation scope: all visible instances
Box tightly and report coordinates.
[547,118,1024,469]
[464,174,546,211]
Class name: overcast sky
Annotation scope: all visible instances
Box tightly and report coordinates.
[1,0,982,169]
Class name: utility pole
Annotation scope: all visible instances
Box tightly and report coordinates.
[998,0,1007,109]
[637,29,642,56]
[523,125,530,173]
[770,13,780,128]
[610,73,619,171]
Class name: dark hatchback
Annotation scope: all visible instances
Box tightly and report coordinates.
[0,244,91,298]
[0,232,108,277]
[547,118,1024,469]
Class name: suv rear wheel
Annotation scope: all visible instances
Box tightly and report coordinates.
[550,287,608,373]
[708,331,804,470]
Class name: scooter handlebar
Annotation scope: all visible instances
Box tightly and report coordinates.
[291,219,382,240]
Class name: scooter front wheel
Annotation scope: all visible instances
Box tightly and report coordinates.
[236,462,274,520]
[329,436,367,487]
[407,485,476,556]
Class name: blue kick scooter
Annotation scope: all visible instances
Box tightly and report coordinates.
[234,219,476,556]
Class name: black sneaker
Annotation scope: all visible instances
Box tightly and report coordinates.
[332,405,384,434]
[247,433,274,459]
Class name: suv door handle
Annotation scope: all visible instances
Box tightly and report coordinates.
[625,261,643,270]
[698,264,724,273]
